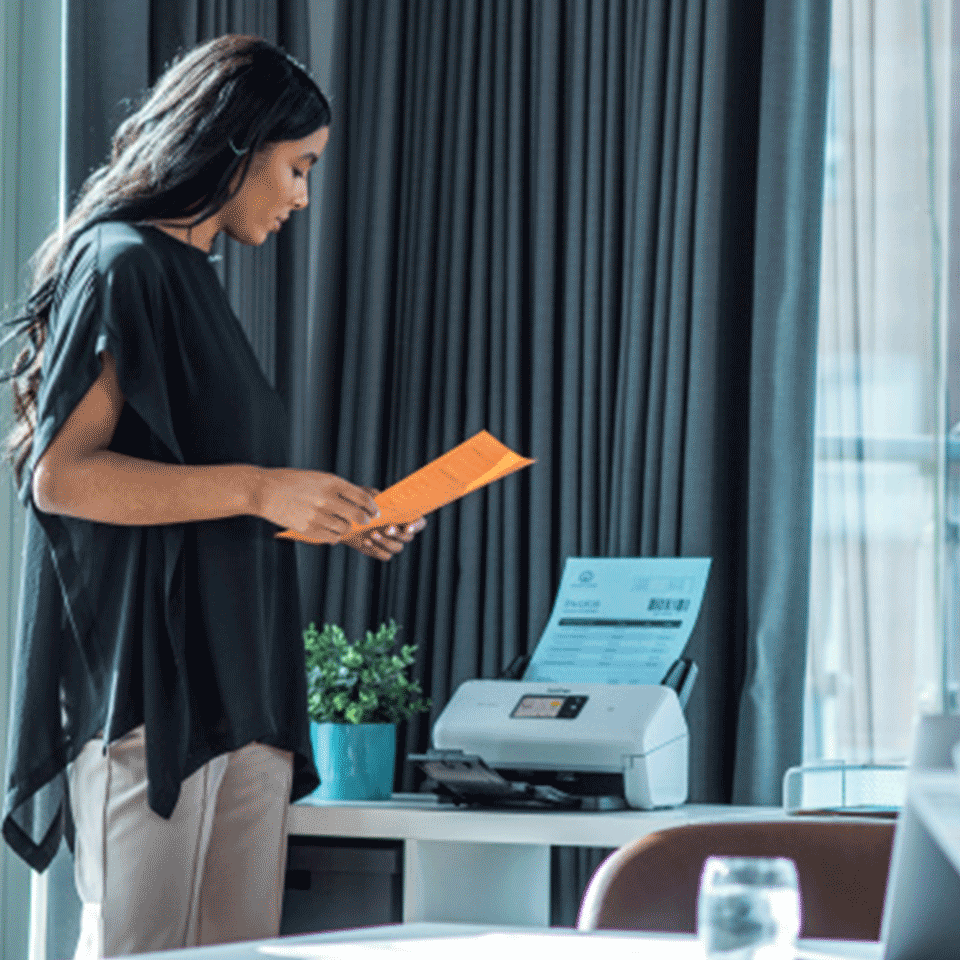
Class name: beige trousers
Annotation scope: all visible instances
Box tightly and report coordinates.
[67,725,294,958]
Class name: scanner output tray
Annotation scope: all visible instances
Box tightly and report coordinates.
[408,750,625,811]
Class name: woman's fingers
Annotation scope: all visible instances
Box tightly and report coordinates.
[391,517,427,542]
[353,533,396,561]
[334,486,380,526]
[341,514,427,561]
[347,528,414,561]
[374,517,427,546]
[255,469,381,540]
[360,540,393,561]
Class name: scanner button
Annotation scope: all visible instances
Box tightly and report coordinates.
[557,696,588,718]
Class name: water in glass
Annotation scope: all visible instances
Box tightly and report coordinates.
[697,856,801,959]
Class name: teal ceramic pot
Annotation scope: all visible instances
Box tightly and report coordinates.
[311,722,397,801]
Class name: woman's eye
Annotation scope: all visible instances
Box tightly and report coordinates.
[293,168,306,178]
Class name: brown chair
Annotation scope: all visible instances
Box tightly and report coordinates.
[577,818,896,941]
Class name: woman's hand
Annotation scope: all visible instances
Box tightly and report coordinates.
[345,487,427,561]
[348,517,428,561]
[251,468,381,543]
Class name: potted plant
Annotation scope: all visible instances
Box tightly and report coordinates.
[303,619,430,801]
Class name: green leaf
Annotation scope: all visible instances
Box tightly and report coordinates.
[302,619,431,723]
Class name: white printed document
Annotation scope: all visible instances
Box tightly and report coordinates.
[523,557,711,686]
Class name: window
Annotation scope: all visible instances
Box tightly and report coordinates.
[804,0,955,766]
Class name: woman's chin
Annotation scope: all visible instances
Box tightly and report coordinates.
[224,225,271,246]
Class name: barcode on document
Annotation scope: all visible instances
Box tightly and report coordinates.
[647,597,690,612]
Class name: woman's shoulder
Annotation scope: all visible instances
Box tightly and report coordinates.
[58,222,188,307]
[71,221,164,273]
[52,222,179,324]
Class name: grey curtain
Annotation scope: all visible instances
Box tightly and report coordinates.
[294,0,831,924]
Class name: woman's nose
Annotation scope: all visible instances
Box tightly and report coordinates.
[292,181,309,209]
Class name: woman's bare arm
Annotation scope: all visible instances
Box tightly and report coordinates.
[31,350,380,543]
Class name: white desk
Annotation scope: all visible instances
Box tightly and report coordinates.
[287,795,829,927]
[125,921,885,960]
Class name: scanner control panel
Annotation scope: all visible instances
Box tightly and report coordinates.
[510,694,588,719]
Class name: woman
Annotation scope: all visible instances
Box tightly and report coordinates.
[0,34,423,958]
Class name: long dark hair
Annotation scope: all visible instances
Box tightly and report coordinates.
[0,34,331,488]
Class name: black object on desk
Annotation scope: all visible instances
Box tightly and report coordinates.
[281,837,403,934]
[409,749,625,811]
[660,657,698,709]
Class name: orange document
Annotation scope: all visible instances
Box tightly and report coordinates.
[276,430,535,546]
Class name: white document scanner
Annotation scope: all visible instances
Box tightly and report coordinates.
[413,675,691,810]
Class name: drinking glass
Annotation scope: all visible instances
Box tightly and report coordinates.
[697,856,801,959]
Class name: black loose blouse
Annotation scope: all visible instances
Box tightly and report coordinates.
[2,222,319,871]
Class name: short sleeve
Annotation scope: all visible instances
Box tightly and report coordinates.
[23,227,185,507]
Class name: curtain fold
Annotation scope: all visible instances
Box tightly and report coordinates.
[734,0,832,801]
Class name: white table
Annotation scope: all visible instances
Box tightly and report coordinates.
[124,921,885,960]
[287,795,817,927]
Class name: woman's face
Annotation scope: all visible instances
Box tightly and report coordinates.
[219,125,329,245]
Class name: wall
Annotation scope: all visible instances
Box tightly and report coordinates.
[0,2,64,958]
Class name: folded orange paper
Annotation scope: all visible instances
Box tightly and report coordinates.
[276,430,535,546]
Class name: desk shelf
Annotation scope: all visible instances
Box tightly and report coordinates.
[286,797,852,928]
[288,795,791,848]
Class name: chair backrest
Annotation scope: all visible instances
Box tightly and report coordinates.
[577,818,895,941]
